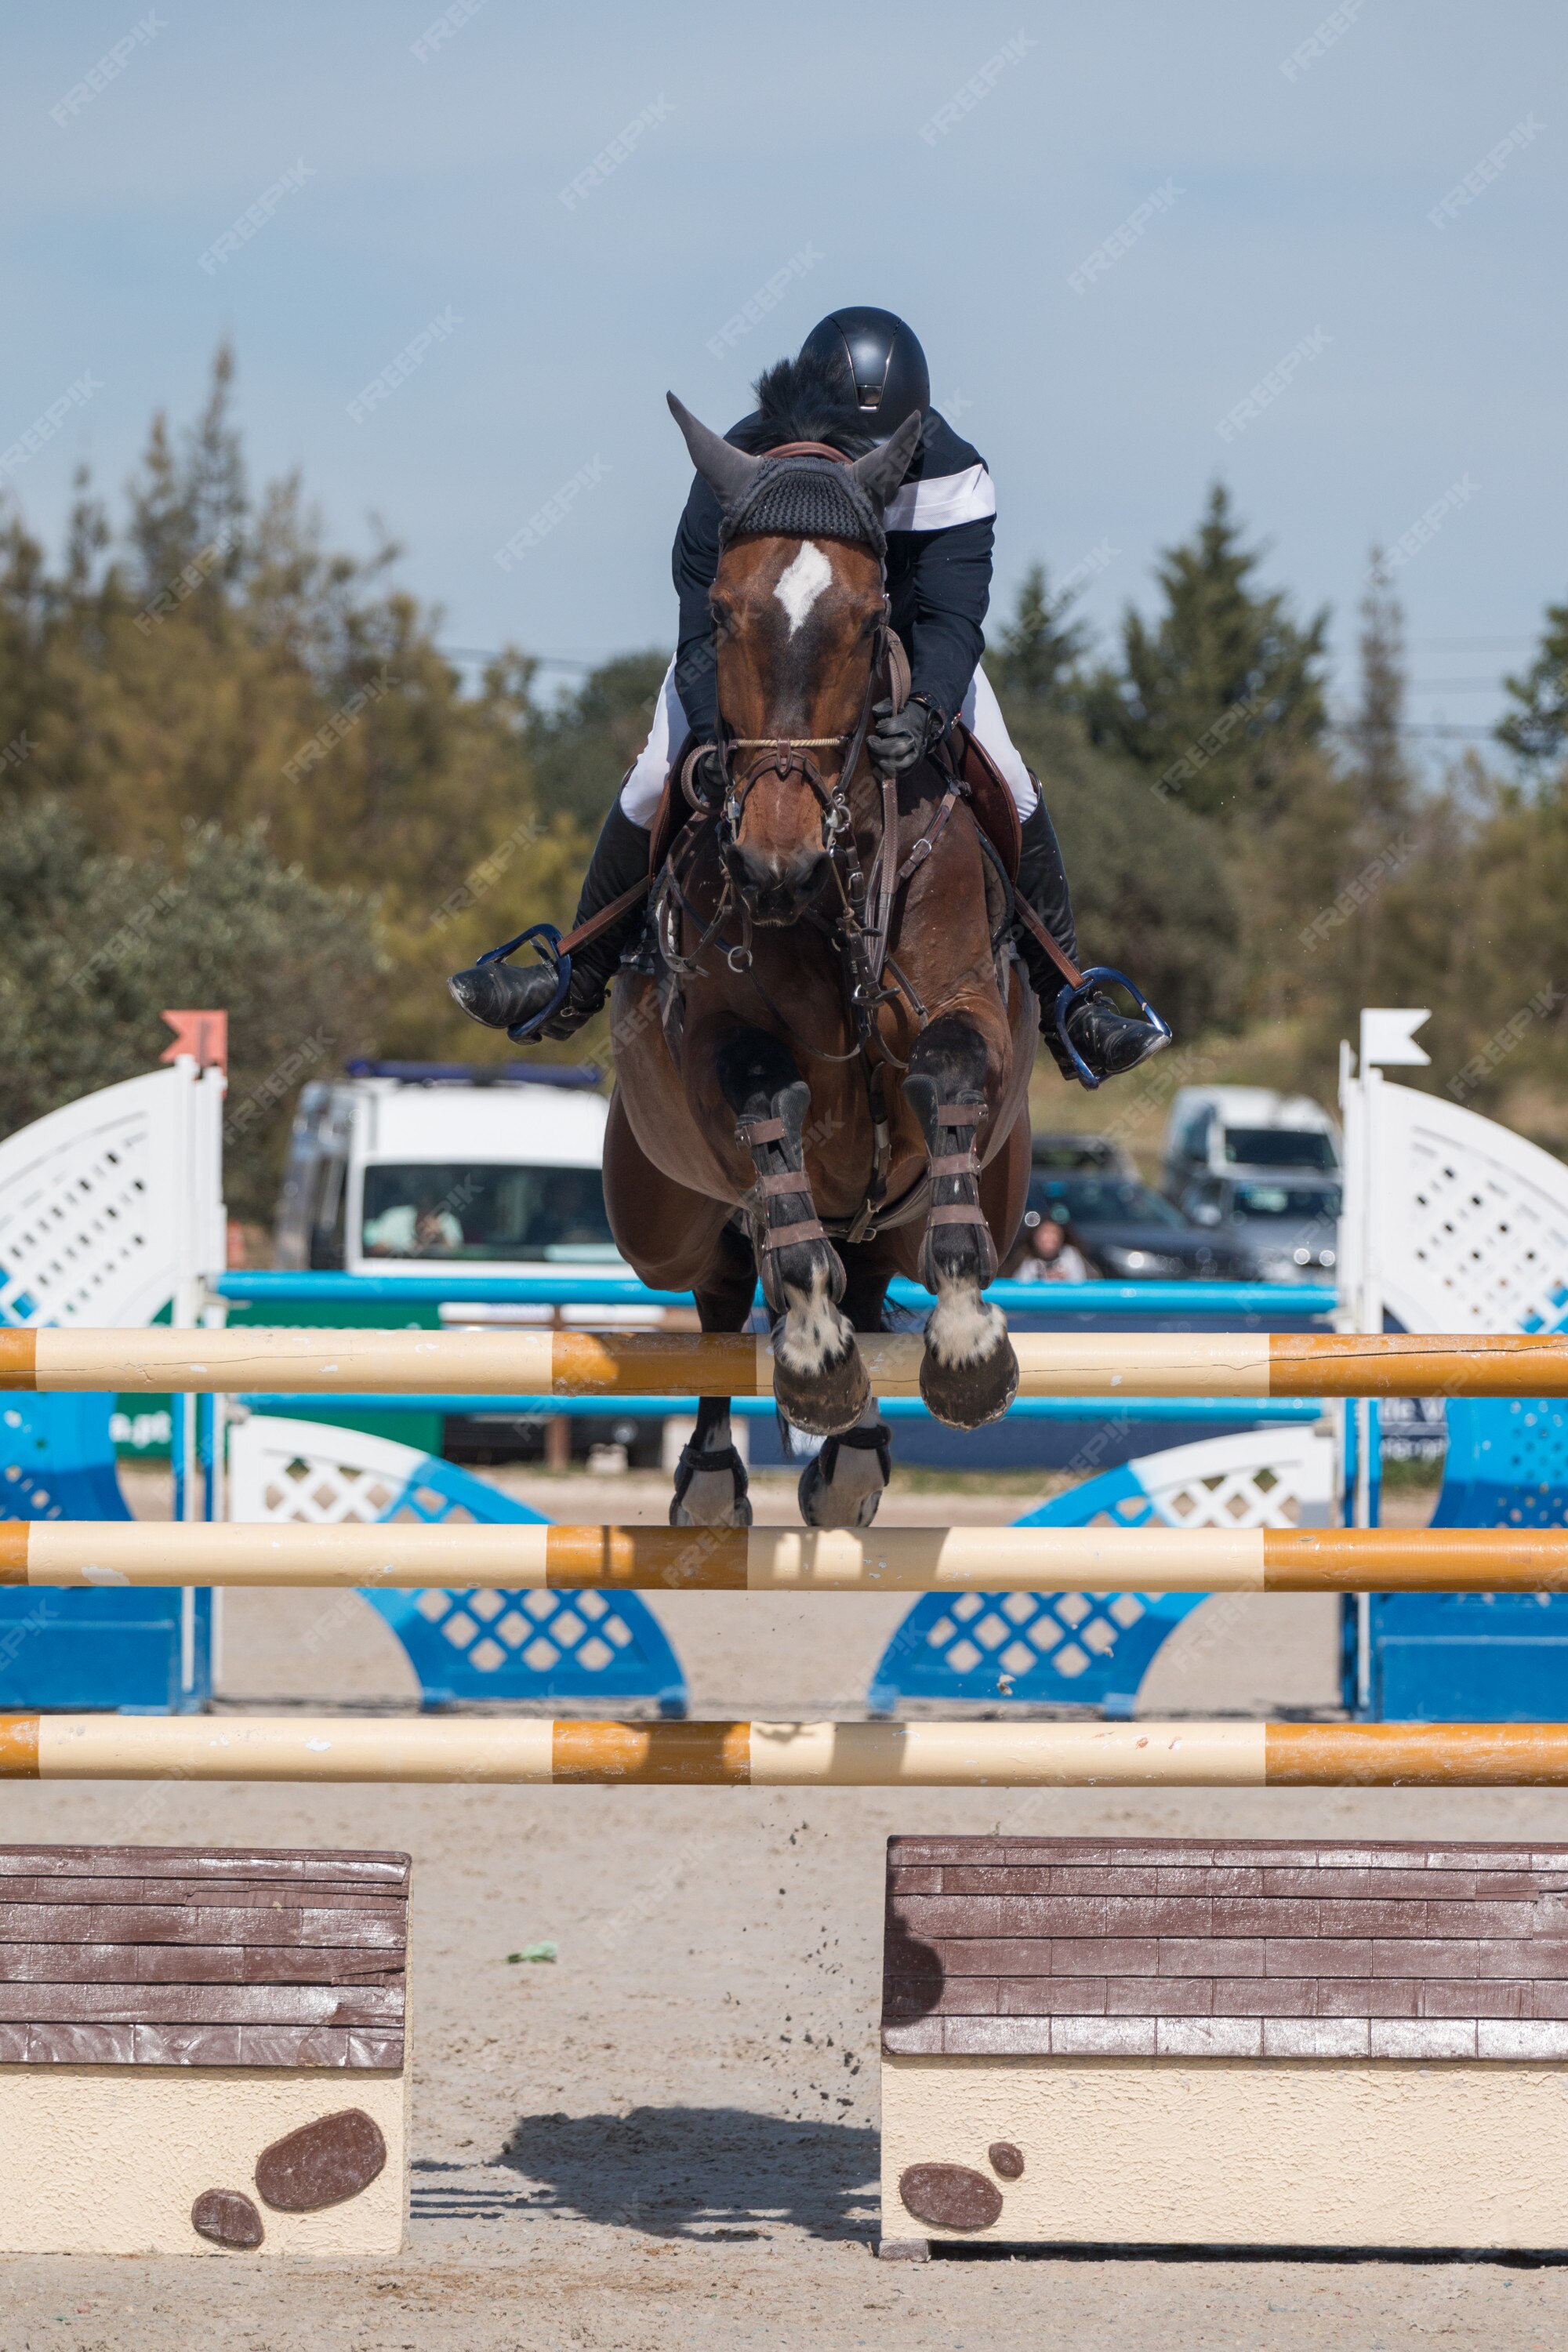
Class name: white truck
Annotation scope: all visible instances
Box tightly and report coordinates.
[274,1060,622,1275]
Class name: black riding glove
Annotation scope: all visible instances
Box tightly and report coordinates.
[869,698,942,777]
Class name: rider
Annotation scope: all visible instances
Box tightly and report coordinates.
[452,307,1167,1083]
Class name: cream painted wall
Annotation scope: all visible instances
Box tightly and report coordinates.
[0,2064,408,2256]
[882,2055,1568,2249]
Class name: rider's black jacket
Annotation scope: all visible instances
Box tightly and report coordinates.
[670,407,995,741]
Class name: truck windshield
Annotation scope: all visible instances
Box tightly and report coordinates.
[360,1163,617,1261]
[1223,1128,1338,1171]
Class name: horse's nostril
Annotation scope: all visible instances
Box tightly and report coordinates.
[738,847,830,916]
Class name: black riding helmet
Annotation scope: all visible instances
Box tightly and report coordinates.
[797,308,930,445]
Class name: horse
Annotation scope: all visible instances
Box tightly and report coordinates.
[603,394,1036,1530]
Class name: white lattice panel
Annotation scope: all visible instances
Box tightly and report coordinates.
[1371,1082,1568,1336]
[228,1416,434,1525]
[0,1065,225,1327]
[1138,1425,1336,1530]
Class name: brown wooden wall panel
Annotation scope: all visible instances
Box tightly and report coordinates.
[0,1846,408,2069]
[884,1836,1568,2060]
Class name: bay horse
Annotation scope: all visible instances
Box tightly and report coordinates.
[604,396,1036,1529]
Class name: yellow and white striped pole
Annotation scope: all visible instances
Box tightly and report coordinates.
[2,1328,1567,1399]
[2,1716,1568,1785]
[8,1521,1568,1592]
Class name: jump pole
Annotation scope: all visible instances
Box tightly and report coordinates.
[11,1522,1568,1593]
[2,1328,1566,1398]
[4,1717,1568,1785]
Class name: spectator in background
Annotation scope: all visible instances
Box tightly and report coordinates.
[1006,1209,1090,1283]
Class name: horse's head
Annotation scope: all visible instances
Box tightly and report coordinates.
[668,394,921,923]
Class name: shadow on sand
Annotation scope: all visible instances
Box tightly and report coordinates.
[413,2104,879,2241]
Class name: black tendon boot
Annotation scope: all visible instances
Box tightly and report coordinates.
[1013,792,1170,1085]
[449,801,652,1041]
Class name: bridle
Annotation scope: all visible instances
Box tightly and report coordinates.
[710,439,890,895]
[717,639,886,884]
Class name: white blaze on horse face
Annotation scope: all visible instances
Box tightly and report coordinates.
[773,541,833,637]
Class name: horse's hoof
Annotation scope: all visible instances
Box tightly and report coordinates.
[772,1335,869,1439]
[668,1442,752,1528]
[798,1454,885,1530]
[919,1333,1019,1430]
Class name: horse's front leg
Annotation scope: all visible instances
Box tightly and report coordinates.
[716,1029,869,1439]
[671,1221,760,1527]
[904,1014,1020,1428]
[797,1255,895,1530]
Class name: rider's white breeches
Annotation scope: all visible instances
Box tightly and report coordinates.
[617,655,1039,829]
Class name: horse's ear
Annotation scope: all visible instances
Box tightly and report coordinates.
[847,411,924,511]
[666,393,764,511]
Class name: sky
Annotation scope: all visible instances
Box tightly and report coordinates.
[5,0,1563,745]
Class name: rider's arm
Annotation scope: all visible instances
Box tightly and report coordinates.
[902,512,995,728]
[671,474,722,740]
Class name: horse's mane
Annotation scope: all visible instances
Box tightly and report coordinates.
[733,349,875,458]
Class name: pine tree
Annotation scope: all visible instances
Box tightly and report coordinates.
[1352,547,1410,826]
[1497,599,1568,766]
[989,564,1093,711]
[1083,483,1329,819]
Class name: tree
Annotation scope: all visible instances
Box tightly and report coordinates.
[0,800,386,1219]
[1351,549,1411,827]
[997,700,1240,1044]
[0,347,590,1075]
[527,651,673,833]
[1498,598,1568,767]
[1083,483,1330,819]
[989,564,1094,712]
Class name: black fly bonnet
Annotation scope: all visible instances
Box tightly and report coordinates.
[718,454,887,560]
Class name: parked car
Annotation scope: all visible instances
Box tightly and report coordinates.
[1175,1171,1340,1284]
[1021,1168,1255,1281]
[1030,1131,1137,1179]
[1161,1085,1340,1198]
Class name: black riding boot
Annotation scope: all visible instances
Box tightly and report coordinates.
[449,800,651,1042]
[1014,792,1169,1085]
